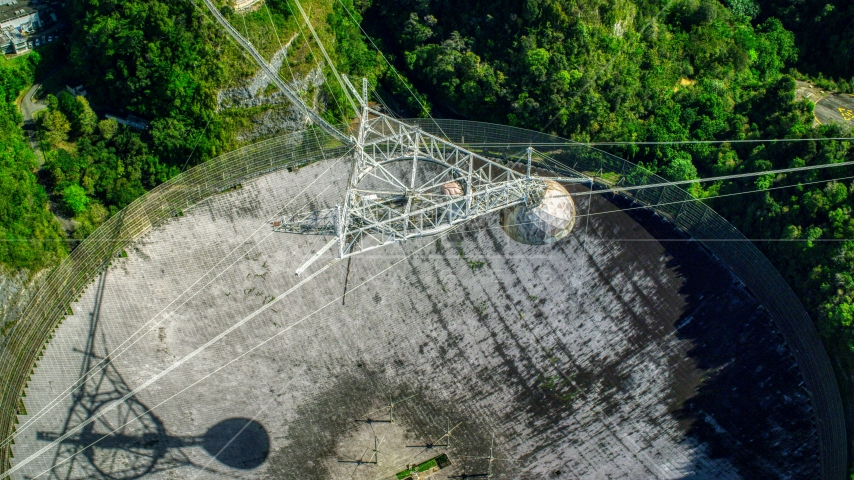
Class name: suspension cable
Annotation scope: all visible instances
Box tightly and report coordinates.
[290,0,359,117]
[266,1,351,124]
[332,0,450,139]
[197,0,351,144]
[459,137,853,147]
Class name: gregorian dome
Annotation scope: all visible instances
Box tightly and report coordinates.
[500,180,577,245]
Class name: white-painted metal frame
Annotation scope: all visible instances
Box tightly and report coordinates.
[275,104,590,274]
[201,0,591,275]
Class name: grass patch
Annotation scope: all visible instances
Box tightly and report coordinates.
[597,171,620,185]
[223,0,338,81]
[467,259,485,269]
[396,454,450,479]
[456,245,485,270]
[538,372,581,404]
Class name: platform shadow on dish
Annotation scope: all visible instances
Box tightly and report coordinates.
[35,272,270,479]
[201,417,270,469]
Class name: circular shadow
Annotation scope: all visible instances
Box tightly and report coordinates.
[203,418,270,469]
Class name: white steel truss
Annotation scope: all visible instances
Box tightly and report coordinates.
[276,99,590,275]
[200,0,590,275]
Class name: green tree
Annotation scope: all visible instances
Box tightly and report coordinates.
[150,117,189,160]
[0,55,66,270]
[74,96,98,137]
[72,201,108,240]
[46,93,58,111]
[40,110,71,145]
[725,0,760,19]
[401,13,434,49]
[98,118,118,140]
[56,91,81,121]
[525,48,550,79]
[61,184,90,216]
[661,151,699,181]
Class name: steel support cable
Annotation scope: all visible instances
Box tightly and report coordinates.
[526,146,854,199]
[454,173,854,238]
[371,86,394,115]
[459,137,854,147]
[289,0,359,117]
[279,0,353,124]
[332,0,451,140]
[370,85,397,118]
[240,2,250,39]
[575,158,854,198]
[179,80,234,173]
[179,116,214,172]
[24,218,461,480]
[262,1,297,85]
[262,1,351,127]
[199,0,351,145]
[473,139,854,189]
[408,119,851,172]
[580,172,854,223]
[3,149,354,452]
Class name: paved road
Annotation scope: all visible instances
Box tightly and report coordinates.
[20,83,46,124]
[19,75,75,234]
[794,80,854,132]
[19,83,47,165]
[815,93,854,131]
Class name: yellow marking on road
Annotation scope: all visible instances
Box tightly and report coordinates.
[839,107,854,122]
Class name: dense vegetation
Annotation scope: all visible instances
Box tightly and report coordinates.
[32,0,303,241]
[5,0,854,472]
[38,93,157,238]
[65,0,232,162]
[363,0,854,469]
[29,0,237,239]
[0,54,65,270]
[758,0,854,81]
[31,0,423,244]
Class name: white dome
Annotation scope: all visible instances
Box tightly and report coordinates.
[500,180,576,245]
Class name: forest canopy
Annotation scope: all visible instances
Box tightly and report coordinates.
[0,54,65,271]
[4,0,854,472]
[363,0,854,470]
